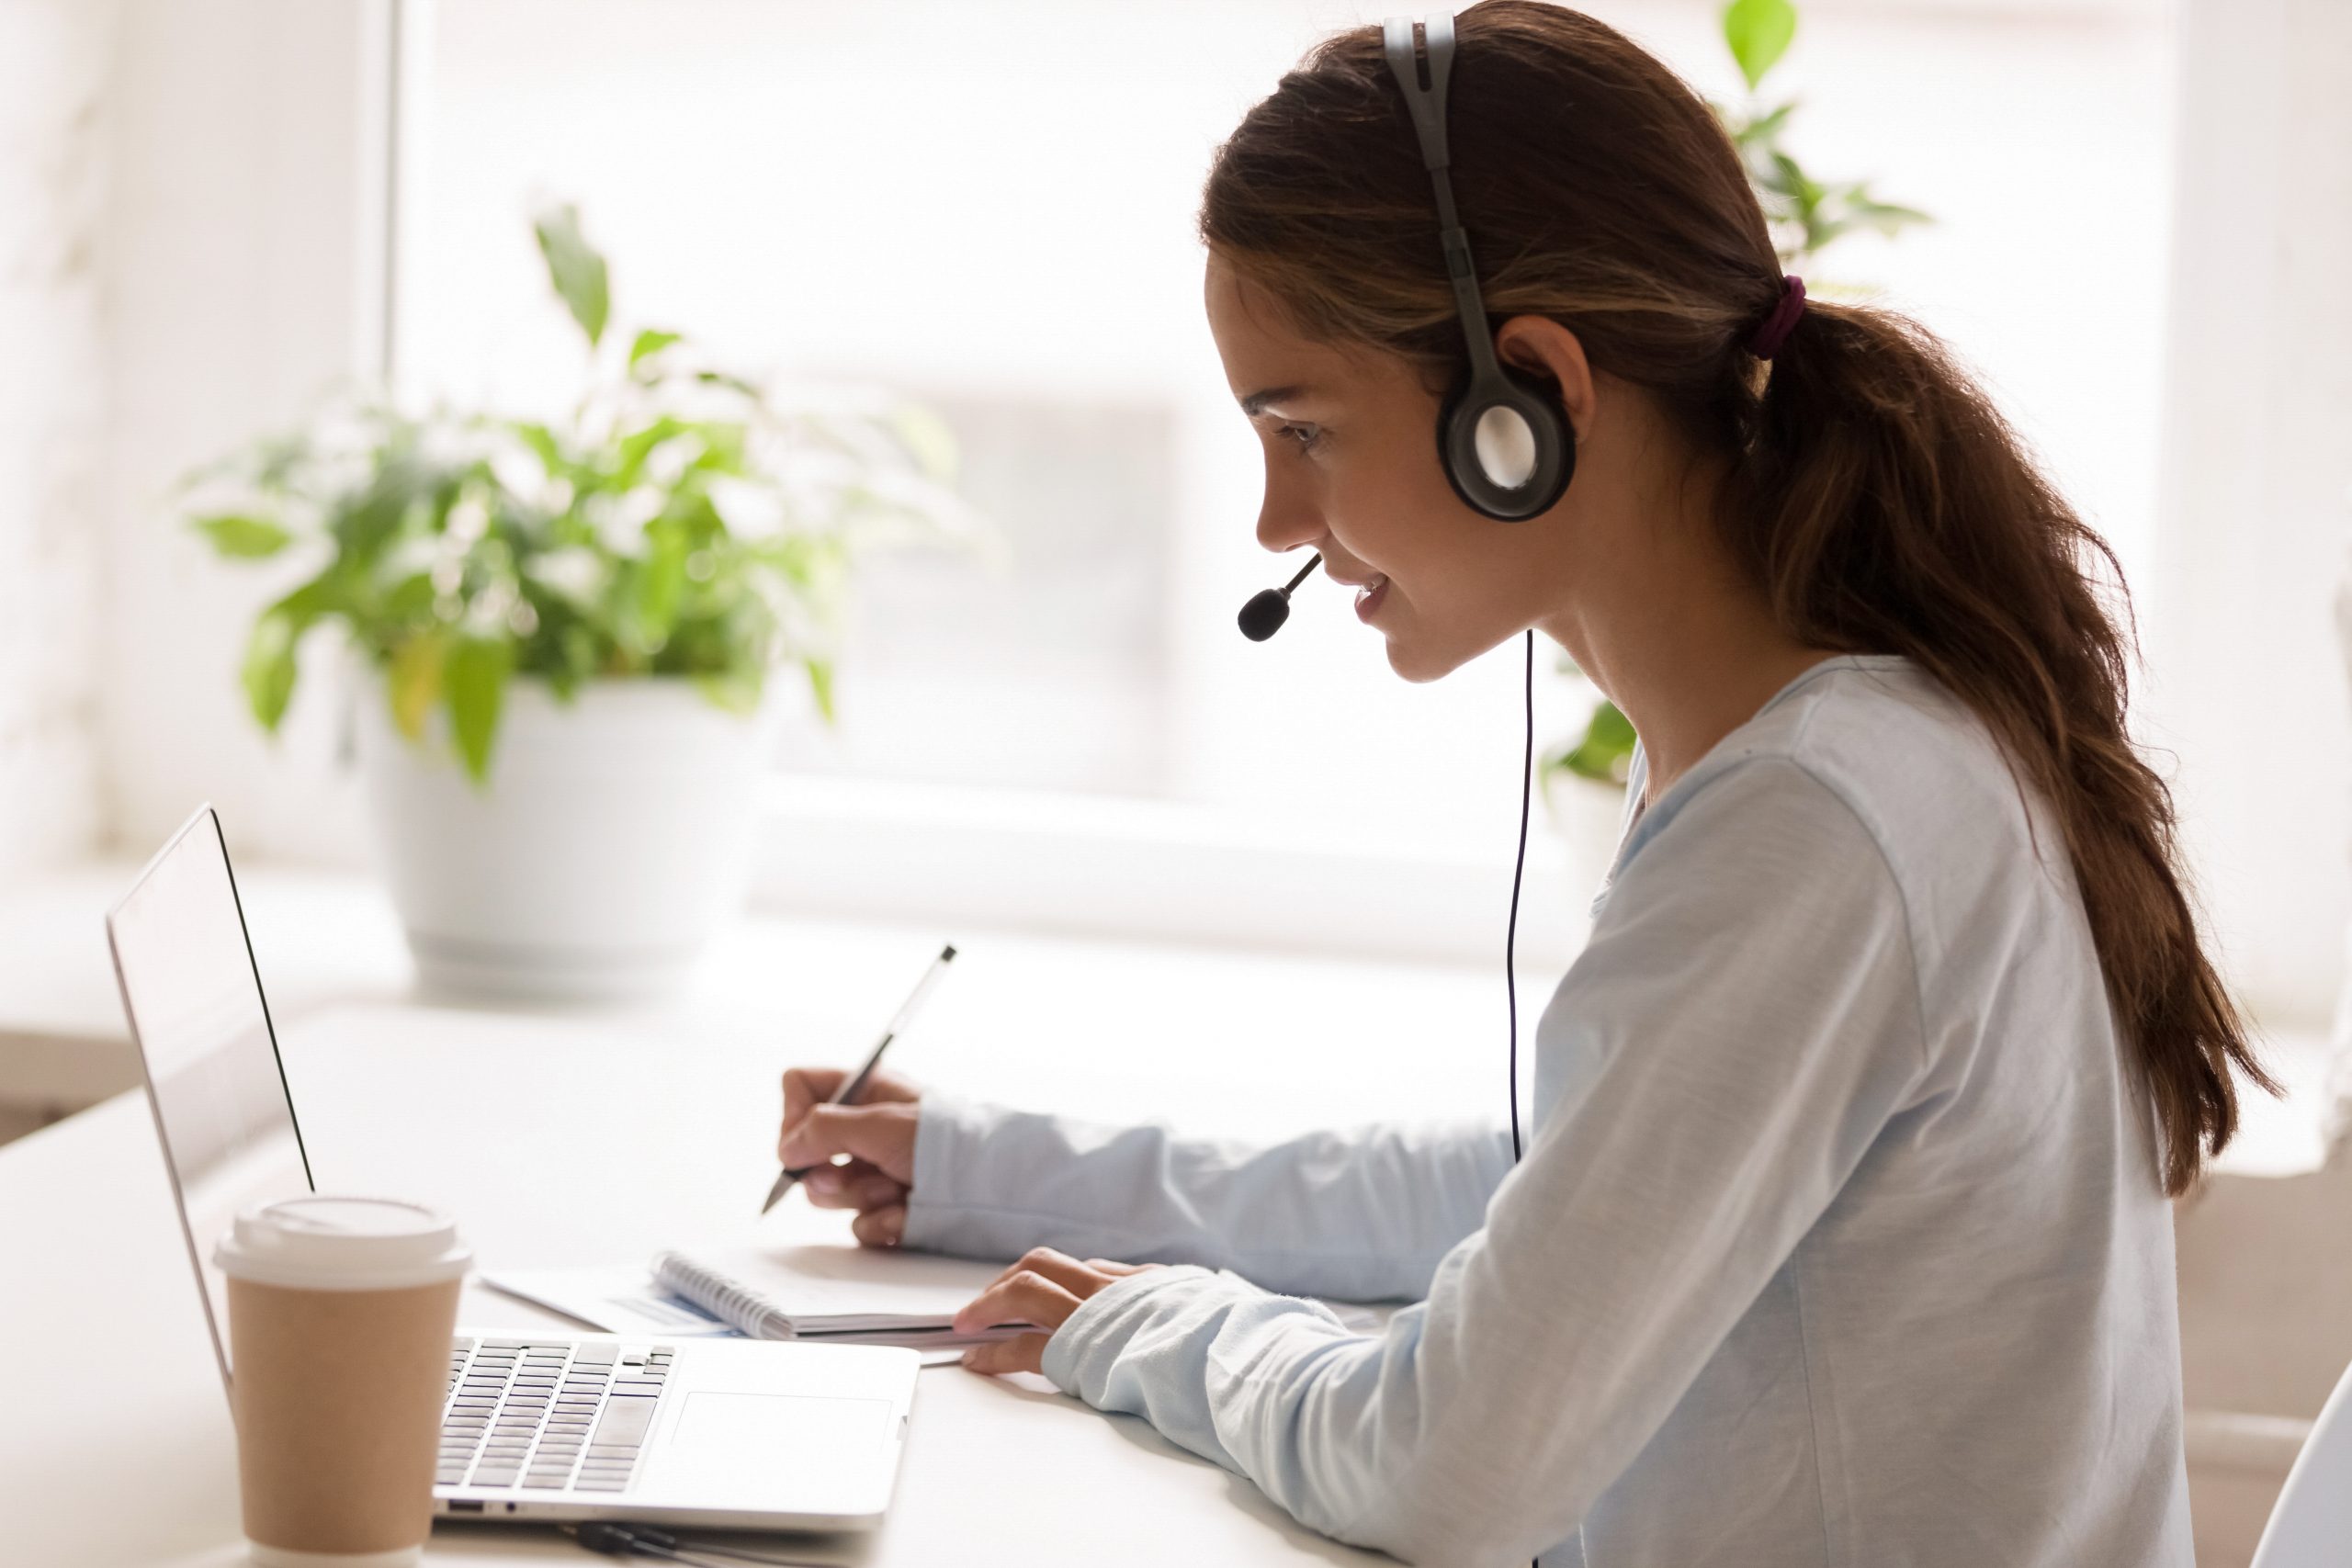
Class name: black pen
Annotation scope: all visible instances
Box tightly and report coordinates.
[762,943,957,1216]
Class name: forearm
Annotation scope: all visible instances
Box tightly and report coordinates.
[902,1091,1512,1300]
[1039,1256,1579,1567]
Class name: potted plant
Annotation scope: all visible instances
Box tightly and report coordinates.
[1544,0,1928,881]
[187,206,973,1001]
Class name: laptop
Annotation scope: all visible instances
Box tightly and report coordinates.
[106,805,922,1531]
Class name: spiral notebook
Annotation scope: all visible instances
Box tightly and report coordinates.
[485,1242,1035,1348]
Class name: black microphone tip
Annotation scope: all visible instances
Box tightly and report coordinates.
[1238,589,1292,642]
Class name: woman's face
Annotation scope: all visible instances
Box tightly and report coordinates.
[1204,250,1581,682]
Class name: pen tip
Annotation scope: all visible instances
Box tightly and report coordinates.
[941,944,957,961]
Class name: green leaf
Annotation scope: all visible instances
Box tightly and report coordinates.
[615,415,689,487]
[512,421,565,473]
[1723,0,1797,91]
[693,368,761,397]
[804,658,836,724]
[241,612,302,732]
[628,329,682,373]
[1552,700,1638,785]
[443,637,514,785]
[387,632,446,740]
[694,667,765,716]
[532,203,610,348]
[558,624,601,690]
[1734,99,1796,148]
[194,513,294,559]
[333,463,422,564]
[1846,195,1934,231]
[237,577,342,732]
[380,571,437,626]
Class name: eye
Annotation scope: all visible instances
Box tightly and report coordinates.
[1276,423,1322,455]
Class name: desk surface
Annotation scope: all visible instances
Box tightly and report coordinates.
[0,911,1508,1566]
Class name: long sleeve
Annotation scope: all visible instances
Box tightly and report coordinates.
[902,1096,1514,1302]
[1038,758,1929,1565]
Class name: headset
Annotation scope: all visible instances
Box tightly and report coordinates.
[1238,9,1577,643]
[1385,12,1576,522]
[1239,14,1552,1175]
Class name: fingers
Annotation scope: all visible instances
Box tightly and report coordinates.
[960,1333,1049,1377]
[850,1203,906,1249]
[854,1067,922,1105]
[778,1066,850,1132]
[982,1246,1096,1295]
[952,1269,1080,1337]
[776,1100,918,1184]
[780,1065,920,1127]
[801,1159,907,1212]
[951,1249,1159,1378]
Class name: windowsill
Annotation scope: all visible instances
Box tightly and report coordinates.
[744,773,1593,969]
[6,851,2338,1182]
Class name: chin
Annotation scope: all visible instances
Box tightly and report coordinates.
[1383,635,1468,684]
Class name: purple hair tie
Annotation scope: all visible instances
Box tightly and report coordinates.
[1747,275,1806,360]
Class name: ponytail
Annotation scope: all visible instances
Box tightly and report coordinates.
[1735,302,2270,1194]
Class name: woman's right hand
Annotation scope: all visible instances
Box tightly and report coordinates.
[776,1066,923,1248]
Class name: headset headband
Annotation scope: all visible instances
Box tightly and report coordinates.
[1382,16,1504,388]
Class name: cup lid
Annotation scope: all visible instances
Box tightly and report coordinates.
[213,1196,473,1292]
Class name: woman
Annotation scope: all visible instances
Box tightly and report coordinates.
[775,5,2269,1562]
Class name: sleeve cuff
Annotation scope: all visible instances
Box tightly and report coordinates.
[901,1088,995,1254]
[1039,1263,1238,1396]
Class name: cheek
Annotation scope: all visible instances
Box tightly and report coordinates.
[1327,438,1457,565]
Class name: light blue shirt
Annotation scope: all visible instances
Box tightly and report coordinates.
[905,655,2192,1567]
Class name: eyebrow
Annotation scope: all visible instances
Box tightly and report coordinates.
[1237,385,1308,417]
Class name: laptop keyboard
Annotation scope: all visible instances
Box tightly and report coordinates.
[441,1337,674,1493]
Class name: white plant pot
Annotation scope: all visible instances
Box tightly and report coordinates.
[356,677,783,1004]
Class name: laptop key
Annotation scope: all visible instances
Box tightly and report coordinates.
[590,1395,658,1448]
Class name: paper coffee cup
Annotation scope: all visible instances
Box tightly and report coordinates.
[214,1196,473,1568]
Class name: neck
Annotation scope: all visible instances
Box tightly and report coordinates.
[1537,471,1833,804]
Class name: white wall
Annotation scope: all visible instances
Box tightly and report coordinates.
[0,1,119,879]
[58,0,2352,1016]
[96,0,392,868]
[2147,0,2352,1031]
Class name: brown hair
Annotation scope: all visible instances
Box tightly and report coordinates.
[1202,0,2270,1194]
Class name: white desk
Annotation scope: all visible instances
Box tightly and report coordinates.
[8,874,2338,1566]
[0,911,1511,1566]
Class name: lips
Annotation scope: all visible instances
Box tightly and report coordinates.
[1352,574,1389,623]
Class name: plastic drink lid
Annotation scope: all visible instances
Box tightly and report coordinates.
[214,1196,473,1292]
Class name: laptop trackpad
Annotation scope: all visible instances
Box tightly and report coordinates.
[668,1391,892,1483]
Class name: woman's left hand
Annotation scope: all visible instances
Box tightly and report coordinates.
[952,1247,1161,1375]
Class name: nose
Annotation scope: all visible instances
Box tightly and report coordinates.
[1254,462,1323,557]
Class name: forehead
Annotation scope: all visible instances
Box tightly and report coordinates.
[1203,252,1361,397]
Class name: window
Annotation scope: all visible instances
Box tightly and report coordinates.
[401,0,2177,954]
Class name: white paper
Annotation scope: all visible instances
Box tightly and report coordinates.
[482,1266,744,1338]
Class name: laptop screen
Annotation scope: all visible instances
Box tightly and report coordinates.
[106,807,312,1388]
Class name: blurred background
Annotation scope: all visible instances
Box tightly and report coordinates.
[2,2,2348,1562]
[17,0,2301,967]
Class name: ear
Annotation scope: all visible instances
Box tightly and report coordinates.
[1493,315,1597,445]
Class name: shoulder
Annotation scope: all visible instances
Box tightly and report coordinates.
[1623,656,2071,997]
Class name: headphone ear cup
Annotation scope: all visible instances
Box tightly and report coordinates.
[1438,366,1576,522]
